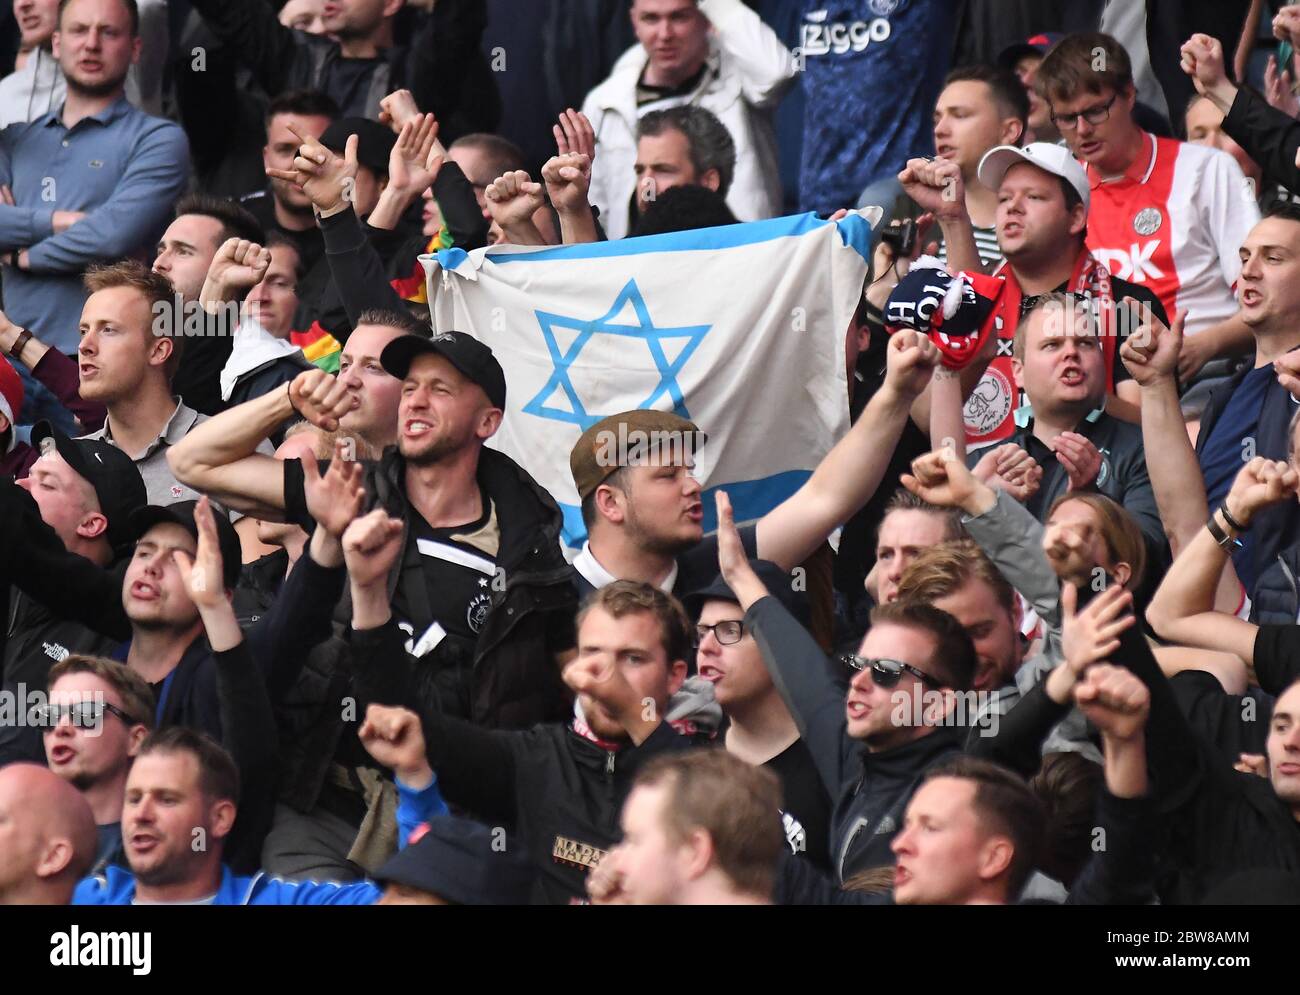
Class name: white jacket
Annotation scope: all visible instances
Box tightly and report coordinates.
[581,0,795,239]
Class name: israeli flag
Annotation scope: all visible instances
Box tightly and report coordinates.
[421,211,877,548]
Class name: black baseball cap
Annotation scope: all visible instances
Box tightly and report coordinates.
[319,117,396,176]
[380,331,507,410]
[682,559,811,630]
[31,421,147,555]
[128,501,242,589]
[372,816,535,904]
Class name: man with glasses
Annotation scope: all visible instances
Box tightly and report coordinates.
[1035,33,1258,401]
[40,654,155,873]
[682,560,832,871]
[712,491,976,886]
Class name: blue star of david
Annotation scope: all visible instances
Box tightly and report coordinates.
[523,278,710,429]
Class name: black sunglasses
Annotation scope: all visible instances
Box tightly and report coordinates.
[840,655,943,690]
[35,701,140,729]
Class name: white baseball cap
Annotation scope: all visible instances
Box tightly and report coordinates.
[977,142,1090,215]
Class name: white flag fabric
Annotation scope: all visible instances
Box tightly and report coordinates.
[420,211,876,548]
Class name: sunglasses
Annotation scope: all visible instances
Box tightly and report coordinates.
[840,655,943,690]
[34,701,140,729]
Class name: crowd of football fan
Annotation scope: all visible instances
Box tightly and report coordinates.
[0,0,1299,906]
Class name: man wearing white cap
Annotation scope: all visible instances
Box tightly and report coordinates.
[965,142,1170,450]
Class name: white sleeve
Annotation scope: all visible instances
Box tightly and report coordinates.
[1201,148,1260,289]
[699,0,797,109]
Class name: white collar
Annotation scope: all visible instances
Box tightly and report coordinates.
[573,541,679,593]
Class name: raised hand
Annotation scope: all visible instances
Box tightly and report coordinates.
[172,496,230,609]
[378,88,422,133]
[1265,54,1300,117]
[586,853,631,905]
[1053,432,1102,491]
[562,651,640,728]
[265,124,359,216]
[389,113,444,195]
[901,447,994,515]
[483,170,545,229]
[288,368,356,432]
[1119,304,1183,388]
[302,438,366,538]
[541,152,592,214]
[1274,350,1300,401]
[1179,33,1229,99]
[883,329,941,400]
[204,237,272,304]
[897,157,967,222]
[342,508,405,589]
[1073,662,1150,742]
[358,704,433,787]
[553,108,596,162]
[1224,457,1300,528]
[1042,518,1098,584]
[1060,582,1135,678]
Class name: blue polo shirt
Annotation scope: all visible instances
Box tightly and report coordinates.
[0,96,189,352]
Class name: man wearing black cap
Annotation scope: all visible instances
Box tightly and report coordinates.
[0,422,148,766]
[171,327,577,730]
[682,561,832,871]
[997,33,1065,144]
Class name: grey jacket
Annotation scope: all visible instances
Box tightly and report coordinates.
[962,490,1101,765]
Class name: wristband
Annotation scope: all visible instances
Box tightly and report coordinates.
[286,381,302,418]
[8,327,32,359]
[1218,503,1248,533]
[1206,512,1243,551]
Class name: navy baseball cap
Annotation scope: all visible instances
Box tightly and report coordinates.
[373,816,536,904]
[31,421,147,556]
[380,331,507,410]
[128,501,242,590]
[997,32,1065,70]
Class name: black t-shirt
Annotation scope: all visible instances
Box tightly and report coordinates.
[764,738,833,873]
[402,491,499,645]
[238,189,326,277]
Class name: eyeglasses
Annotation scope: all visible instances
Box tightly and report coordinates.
[696,620,746,645]
[34,701,140,729]
[840,655,943,690]
[1050,94,1118,131]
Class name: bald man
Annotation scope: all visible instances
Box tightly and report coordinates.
[0,763,98,904]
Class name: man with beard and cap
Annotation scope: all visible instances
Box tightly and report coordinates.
[169,330,579,730]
